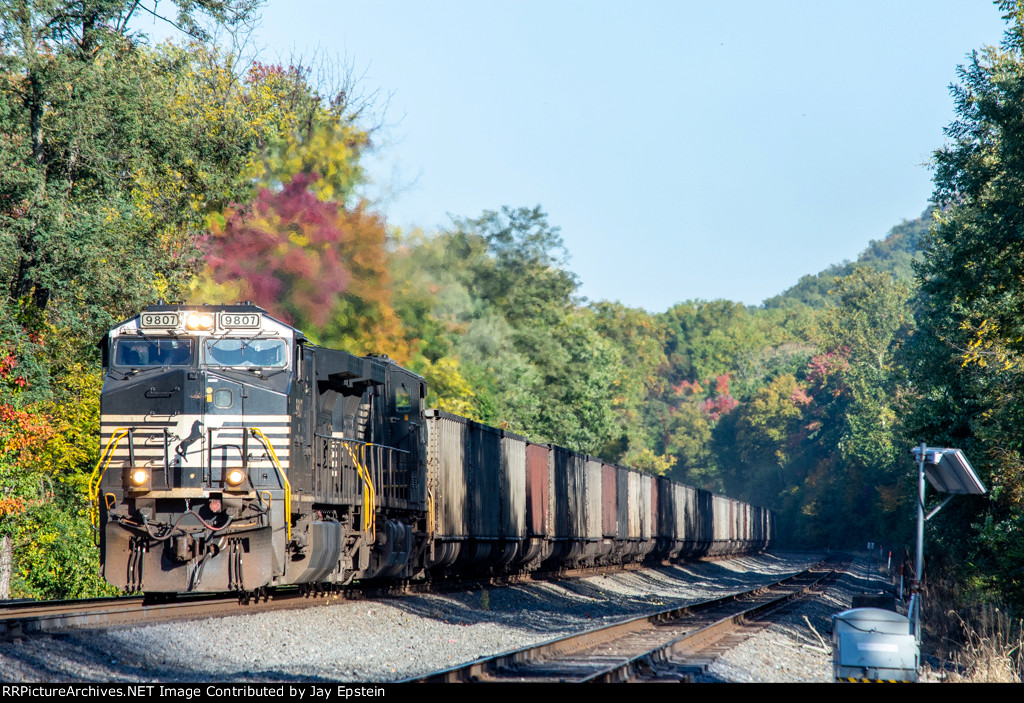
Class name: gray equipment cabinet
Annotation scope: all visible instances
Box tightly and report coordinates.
[832,607,918,682]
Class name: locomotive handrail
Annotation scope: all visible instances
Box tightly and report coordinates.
[249,427,292,543]
[88,428,130,541]
[312,433,411,455]
[427,488,435,538]
[360,443,378,543]
[313,433,414,543]
[340,441,376,544]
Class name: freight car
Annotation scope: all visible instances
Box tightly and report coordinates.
[92,303,772,593]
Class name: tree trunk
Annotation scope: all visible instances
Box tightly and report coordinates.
[0,534,12,599]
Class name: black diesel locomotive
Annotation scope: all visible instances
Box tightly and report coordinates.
[93,303,772,593]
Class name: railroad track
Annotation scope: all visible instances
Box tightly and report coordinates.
[0,560,644,640]
[0,553,835,659]
[405,557,846,682]
[0,588,354,639]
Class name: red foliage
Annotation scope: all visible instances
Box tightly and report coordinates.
[672,374,739,423]
[0,354,15,378]
[714,374,730,395]
[700,393,738,422]
[789,386,813,406]
[0,496,26,517]
[205,173,352,327]
[805,348,851,399]
[247,61,285,82]
[672,379,703,396]
[0,350,27,390]
[0,403,53,462]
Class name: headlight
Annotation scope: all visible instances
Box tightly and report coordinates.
[127,468,150,490]
[225,469,247,487]
[185,312,215,331]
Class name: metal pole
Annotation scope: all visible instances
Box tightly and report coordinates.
[914,440,926,642]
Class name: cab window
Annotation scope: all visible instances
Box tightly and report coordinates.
[204,338,288,368]
[114,338,194,367]
[395,384,413,413]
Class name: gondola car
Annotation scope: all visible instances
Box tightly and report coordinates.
[92,303,772,593]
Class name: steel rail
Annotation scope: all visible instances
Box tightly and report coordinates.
[0,554,825,649]
[404,558,843,683]
[581,564,842,682]
[0,559,642,640]
[0,588,356,639]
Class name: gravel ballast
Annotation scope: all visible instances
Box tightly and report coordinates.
[0,551,894,683]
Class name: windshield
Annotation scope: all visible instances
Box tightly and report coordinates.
[114,338,194,367]
[204,338,288,368]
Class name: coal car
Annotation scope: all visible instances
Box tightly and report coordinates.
[93,303,772,593]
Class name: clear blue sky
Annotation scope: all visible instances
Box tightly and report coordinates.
[139,1,1009,311]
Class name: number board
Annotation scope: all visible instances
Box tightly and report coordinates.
[219,312,262,329]
[140,312,180,329]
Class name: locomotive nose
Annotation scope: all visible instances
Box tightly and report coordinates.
[103,368,205,422]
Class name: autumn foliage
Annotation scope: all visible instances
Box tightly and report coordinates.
[206,172,352,327]
[203,174,410,361]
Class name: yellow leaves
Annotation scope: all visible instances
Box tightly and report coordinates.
[246,156,267,183]
[39,366,102,476]
[130,163,189,224]
[100,205,122,225]
[255,122,367,202]
[151,273,170,301]
[960,317,1017,370]
[421,357,478,419]
[621,447,674,476]
[186,273,244,306]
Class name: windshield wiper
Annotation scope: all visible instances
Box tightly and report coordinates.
[248,367,288,379]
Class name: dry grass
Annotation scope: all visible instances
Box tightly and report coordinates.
[909,567,1024,683]
[942,607,1024,683]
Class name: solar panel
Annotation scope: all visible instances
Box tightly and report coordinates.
[911,447,986,496]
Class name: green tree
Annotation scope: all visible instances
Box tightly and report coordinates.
[727,374,806,504]
[535,309,618,452]
[1,1,259,335]
[0,1,265,598]
[391,207,619,453]
[793,269,915,546]
[912,2,1024,606]
[588,301,668,467]
[663,379,717,487]
[820,268,913,470]
[659,300,812,400]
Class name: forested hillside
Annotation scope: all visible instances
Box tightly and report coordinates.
[765,211,928,310]
[2,0,1024,616]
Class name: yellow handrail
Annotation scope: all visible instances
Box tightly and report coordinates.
[88,428,129,537]
[427,488,435,538]
[250,427,292,542]
[342,441,376,543]
[362,443,377,541]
